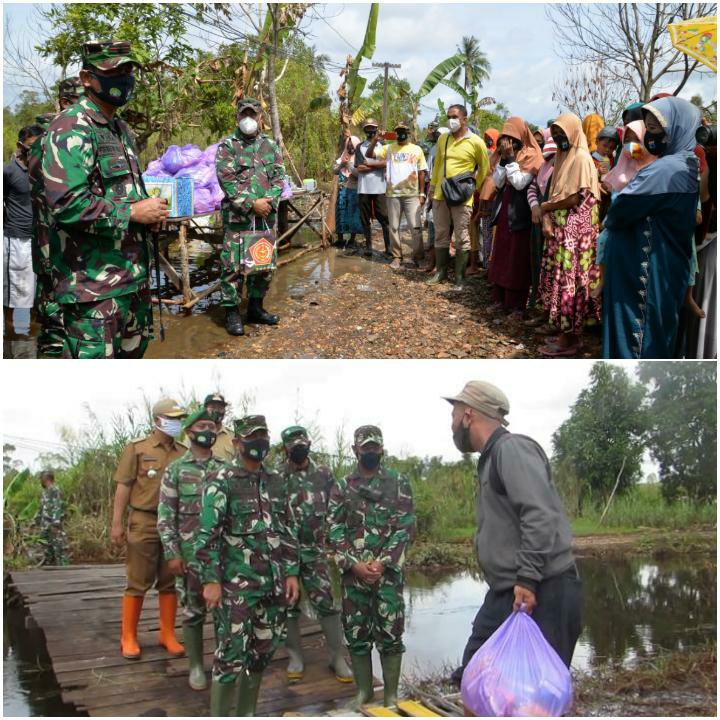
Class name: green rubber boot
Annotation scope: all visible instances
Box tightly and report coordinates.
[348,653,375,710]
[319,614,353,682]
[426,247,449,285]
[184,623,208,690]
[453,250,468,290]
[235,670,263,716]
[210,678,237,717]
[380,653,403,708]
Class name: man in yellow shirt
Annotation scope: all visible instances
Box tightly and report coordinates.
[428,104,489,289]
[367,121,427,269]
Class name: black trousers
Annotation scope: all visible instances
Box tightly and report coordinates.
[358,193,389,240]
[451,567,583,684]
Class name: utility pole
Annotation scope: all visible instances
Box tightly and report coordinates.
[372,61,401,129]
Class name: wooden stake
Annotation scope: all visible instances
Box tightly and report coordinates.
[177,222,195,306]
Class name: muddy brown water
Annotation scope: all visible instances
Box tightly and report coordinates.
[4,555,716,716]
[2,232,386,360]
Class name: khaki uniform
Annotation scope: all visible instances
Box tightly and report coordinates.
[114,430,186,595]
[212,427,236,462]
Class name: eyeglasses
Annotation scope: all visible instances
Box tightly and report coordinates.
[82,40,132,56]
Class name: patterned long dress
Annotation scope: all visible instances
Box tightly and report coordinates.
[538,189,601,335]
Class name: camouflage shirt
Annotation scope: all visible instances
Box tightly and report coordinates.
[272,457,335,563]
[194,462,299,598]
[40,95,149,304]
[28,130,53,278]
[157,451,228,563]
[327,464,416,574]
[36,485,64,528]
[215,130,285,231]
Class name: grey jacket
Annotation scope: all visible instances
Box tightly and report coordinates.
[474,428,575,593]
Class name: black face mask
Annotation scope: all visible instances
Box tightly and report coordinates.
[289,444,310,464]
[365,129,377,140]
[644,130,668,157]
[242,438,270,462]
[190,429,217,449]
[358,451,382,471]
[396,131,409,142]
[452,421,474,454]
[89,71,135,107]
[552,135,570,152]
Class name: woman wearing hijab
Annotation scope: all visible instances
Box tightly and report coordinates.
[486,118,543,317]
[472,128,501,271]
[333,133,364,248]
[581,113,604,154]
[537,113,602,357]
[525,129,557,322]
[601,96,701,358]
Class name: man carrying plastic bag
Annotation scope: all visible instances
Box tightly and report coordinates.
[444,381,583,687]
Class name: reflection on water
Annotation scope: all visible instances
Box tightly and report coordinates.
[4,555,715,716]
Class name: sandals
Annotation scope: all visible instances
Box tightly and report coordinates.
[538,341,581,358]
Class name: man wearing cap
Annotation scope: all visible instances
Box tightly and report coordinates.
[354,118,391,257]
[444,381,582,685]
[158,407,228,691]
[29,77,85,357]
[39,40,170,359]
[33,470,69,566]
[111,398,188,660]
[195,414,300,716]
[216,98,286,337]
[327,425,416,710]
[367,121,427,269]
[271,426,352,683]
[203,393,235,462]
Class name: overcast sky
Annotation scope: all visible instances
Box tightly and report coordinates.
[3,359,649,471]
[3,2,716,128]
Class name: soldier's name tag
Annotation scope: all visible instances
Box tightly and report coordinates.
[242,228,278,275]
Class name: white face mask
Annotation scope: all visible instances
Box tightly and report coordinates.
[156,416,183,438]
[448,118,461,133]
[239,116,258,136]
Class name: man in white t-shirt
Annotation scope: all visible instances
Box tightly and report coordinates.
[366,121,428,270]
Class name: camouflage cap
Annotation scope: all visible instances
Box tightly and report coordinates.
[354,425,383,447]
[281,425,310,446]
[58,76,84,99]
[427,120,440,130]
[183,407,213,431]
[152,397,187,418]
[444,381,510,426]
[362,117,379,129]
[237,97,262,112]
[203,393,227,406]
[234,414,268,437]
[82,40,140,71]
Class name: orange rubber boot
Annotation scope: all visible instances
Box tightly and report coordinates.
[158,592,185,656]
[120,594,143,660]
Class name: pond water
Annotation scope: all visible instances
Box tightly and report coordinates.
[4,554,715,716]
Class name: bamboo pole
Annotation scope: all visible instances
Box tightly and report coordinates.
[158,253,182,291]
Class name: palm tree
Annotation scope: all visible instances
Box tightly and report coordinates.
[449,36,491,96]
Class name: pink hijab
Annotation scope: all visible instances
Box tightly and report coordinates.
[603,121,656,192]
[537,128,556,195]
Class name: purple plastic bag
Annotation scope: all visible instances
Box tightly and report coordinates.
[193,188,214,214]
[280,176,293,200]
[180,144,203,166]
[160,145,185,174]
[202,142,219,164]
[145,159,165,176]
[461,610,572,717]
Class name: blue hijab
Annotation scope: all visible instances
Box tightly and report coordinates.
[620,96,699,197]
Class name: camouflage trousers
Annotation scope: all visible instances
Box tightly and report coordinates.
[213,589,287,683]
[61,288,152,359]
[220,223,274,307]
[40,524,69,566]
[177,563,206,627]
[341,569,405,656]
[288,555,338,620]
[35,273,65,358]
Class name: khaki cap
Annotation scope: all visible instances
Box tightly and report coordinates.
[394,120,410,131]
[363,118,379,129]
[444,381,510,426]
[152,398,186,418]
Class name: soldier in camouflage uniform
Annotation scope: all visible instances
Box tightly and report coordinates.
[158,407,228,691]
[270,426,353,683]
[327,426,416,709]
[203,393,235,462]
[216,97,285,337]
[34,470,69,566]
[28,77,85,357]
[39,40,170,358]
[195,415,300,716]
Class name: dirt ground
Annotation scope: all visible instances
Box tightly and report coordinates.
[218,233,603,359]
